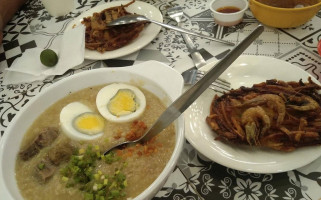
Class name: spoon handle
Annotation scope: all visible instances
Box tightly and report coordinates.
[142,25,264,142]
[148,18,235,46]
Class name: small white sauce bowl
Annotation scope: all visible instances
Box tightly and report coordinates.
[210,0,249,26]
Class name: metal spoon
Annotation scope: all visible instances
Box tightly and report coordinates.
[103,24,264,155]
[107,14,235,46]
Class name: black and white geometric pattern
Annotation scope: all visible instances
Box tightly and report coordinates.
[0,39,36,68]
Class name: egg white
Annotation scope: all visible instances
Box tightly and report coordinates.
[60,102,104,140]
[96,83,146,123]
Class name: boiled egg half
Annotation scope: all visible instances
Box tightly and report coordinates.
[60,102,105,140]
[96,83,146,123]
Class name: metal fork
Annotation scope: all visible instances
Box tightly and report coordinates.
[167,6,204,84]
[196,71,231,94]
[167,6,231,92]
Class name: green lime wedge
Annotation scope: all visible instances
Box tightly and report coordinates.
[40,49,58,67]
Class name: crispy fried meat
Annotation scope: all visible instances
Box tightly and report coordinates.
[206,77,321,151]
[81,0,147,53]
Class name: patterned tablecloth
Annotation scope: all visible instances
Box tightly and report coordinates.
[1,0,321,199]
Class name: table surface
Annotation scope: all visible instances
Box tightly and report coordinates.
[1,0,321,199]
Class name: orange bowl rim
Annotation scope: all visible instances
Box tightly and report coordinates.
[250,0,321,11]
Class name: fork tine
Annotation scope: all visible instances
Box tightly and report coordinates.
[196,72,231,88]
[167,6,184,23]
[196,74,231,89]
[196,76,230,91]
[195,72,231,93]
[196,70,230,86]
[215,78,231,86]
[208,85,227,94]
[167,6,183,15]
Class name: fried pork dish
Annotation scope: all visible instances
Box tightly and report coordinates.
[206,78,321,151]
[81,0,147,53]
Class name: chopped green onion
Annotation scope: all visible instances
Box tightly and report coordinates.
[61,176,69,182]
[37,163,45,170]
[94,174,100,180]
[84,193,94,200]
[79,148,85,154]
[60,145,127,199]
[93,184,98,191]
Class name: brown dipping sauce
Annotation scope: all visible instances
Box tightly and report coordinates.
[217,6,241,13]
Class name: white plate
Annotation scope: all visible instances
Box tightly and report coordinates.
[66,1,162,60]
[185,55,321,174]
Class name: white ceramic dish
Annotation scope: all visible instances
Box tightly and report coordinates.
[185,55,321,174]
[0,61,184,200]
[66,0,162,60]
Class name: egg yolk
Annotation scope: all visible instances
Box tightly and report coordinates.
[73,112,105,135]
[107,89,139,117]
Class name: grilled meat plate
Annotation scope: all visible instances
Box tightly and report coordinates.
[81,0,147,53]
[206,77,321,151]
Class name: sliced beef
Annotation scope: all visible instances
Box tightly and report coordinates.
[48,140,73,165]
[35,138,74,182]
[34,127,60,147]
[19,127,59,161]
[36,159,57,182]
[19,142,39,161]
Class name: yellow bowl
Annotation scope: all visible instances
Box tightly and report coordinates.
[249,0,321,28]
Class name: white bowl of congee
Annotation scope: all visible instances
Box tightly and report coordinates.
[0,61,185,200]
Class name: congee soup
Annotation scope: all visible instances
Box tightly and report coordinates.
[15,83,176,200]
